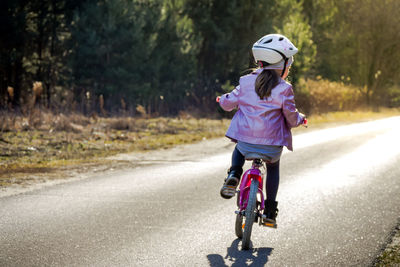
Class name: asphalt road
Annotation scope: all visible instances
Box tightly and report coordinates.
[1,117,400,266]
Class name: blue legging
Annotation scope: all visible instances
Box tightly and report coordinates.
[231,146,280,201]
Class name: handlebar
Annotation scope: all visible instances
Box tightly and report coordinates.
[303,118,308,128]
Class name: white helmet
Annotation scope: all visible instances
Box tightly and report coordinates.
[252,34,298,76]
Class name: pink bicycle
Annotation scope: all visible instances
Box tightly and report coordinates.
[234,159,272,250]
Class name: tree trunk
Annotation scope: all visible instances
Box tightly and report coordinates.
[11,59,23,111]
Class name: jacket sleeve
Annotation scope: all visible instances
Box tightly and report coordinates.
[282,86,304,128]
[219,85,240,112]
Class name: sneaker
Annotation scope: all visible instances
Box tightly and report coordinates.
[220,168,242,199]
[262,200,278,228]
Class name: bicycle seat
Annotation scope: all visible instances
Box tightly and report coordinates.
[247,158,262,163]
[246,158,271,164]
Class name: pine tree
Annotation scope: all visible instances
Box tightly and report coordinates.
[68,0,161,113]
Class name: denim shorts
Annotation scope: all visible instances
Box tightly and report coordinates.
[236,141,283,163]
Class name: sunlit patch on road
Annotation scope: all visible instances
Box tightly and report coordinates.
[293,116,400,150]
[283,116,400,196]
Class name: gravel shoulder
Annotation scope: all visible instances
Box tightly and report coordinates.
[374,223,400,266]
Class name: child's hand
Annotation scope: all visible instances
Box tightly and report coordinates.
[216,96,221,103]
[303,117,308,128]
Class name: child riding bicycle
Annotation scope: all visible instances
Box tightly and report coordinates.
[217,34,306,227]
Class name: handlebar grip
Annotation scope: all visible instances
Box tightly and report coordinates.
[303,118,308,128]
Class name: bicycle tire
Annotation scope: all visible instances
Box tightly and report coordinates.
[235,213,243,239]
[242,179,259,250]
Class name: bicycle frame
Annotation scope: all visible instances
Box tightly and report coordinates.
[237,160,265,212]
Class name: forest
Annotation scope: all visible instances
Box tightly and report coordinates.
[1,0,400,116]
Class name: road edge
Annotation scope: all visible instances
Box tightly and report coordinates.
[372,218,400,266]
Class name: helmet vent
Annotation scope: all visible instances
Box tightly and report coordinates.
[279,37,284,41]
[263,39,272,44]
[289,47,293,50]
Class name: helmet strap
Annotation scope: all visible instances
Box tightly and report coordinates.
[281,58,288,77]
[258,61,269,68]
[261,47,289,77]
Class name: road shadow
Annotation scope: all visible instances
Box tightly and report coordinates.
[207,239,273,266]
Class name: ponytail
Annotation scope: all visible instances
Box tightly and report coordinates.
[255,69,280,99]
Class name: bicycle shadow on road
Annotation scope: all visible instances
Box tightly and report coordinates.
[207,239,273,266]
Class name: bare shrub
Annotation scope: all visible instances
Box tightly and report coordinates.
[13,116,31,131]
[69,113,91,126]
[121,98,126,112]
[52,114,73,132]
[136,105,147,118]
[7,86,14,100]
[297,78,364,114]
[0,111,15,131]
[32,82,43,108]
[28,108,43,129]
[108,117,133,130]
[178,110,194,120]
[99,95,106,116]
[7,87,14,111]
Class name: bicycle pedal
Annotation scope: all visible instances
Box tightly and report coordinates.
[261,215,277,228]
[235,210,245,215]
[261,221,277,228]
[221,185,236,198]
[222,185,236,194]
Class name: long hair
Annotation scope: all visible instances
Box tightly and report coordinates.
[255,69,280,99]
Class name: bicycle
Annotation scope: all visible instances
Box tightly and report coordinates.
[234,158,273,250]
[234,117,308,250]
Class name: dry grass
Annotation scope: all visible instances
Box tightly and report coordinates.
[0,110,230,186]
[376,245,400,266]
[1,108,399,187]
[306,108,400,125]
[375,225,400,266]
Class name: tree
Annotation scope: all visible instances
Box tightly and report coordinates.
[326,0,400,105]
[147,0,196,114]
[302,0,338,78]
[271,0,316,84]
[183,0,277,110]
[0,0,82,110]
[68,0,162,113]
[0,0,29,109]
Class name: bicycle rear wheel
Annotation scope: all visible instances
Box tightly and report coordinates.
[235,213,243,239]
[242,179,259,250]
[235,192,243,238]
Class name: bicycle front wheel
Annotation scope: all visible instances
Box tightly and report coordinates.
[242,179,259,250]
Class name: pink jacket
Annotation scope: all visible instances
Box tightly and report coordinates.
[219,68,304,151]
